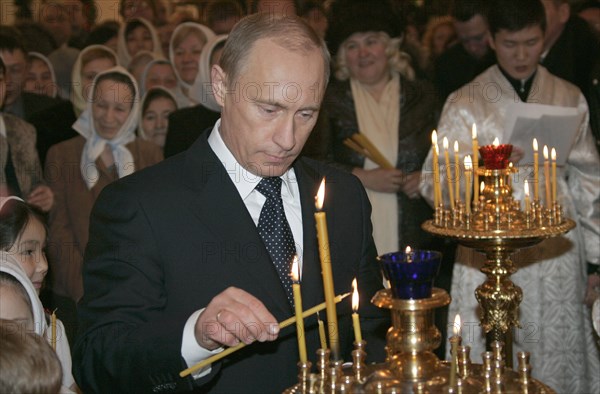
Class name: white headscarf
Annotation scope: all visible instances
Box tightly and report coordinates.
[27,52,58,98]
[189,34,227,113]
[71,45,119,117]
[117,17,163,67]
[169,22,215,91]
[0,253,47,336]
[139,59,189,107]
[72,67,140,190]
[137,86,178,142]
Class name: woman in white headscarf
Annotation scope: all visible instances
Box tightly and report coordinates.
[29,45,120,166]
[168,22,215,97]
[0,252,76,392]
[189,34,227,112]
[117,17,163,67]
[140,58,189,107]
[44,67,163,303]
[24,52,59,98]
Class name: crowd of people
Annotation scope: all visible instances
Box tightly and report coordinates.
[0,0,599,393]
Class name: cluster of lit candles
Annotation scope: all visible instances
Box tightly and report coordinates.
[181,179,363,377]
[431,125,560,212]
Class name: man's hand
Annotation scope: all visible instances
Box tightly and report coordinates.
[27,185,54,212]
[400,171,422,199]
[194,287,280,350]
[352,167,404,193]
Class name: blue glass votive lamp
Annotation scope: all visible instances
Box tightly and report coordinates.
[377,249,442,299]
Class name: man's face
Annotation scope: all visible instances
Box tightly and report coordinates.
[454,14,490,60]
[0,49,27,107]
[212,38,326,178]
[491,26,544,80]
[39,4,72,46]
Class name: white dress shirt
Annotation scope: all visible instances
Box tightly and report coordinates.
[181,120,304,378]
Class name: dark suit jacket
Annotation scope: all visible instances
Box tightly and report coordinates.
[164,104,220,158]
[28,100,78,165]
[73,129,389,393]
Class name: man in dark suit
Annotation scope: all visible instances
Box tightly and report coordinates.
[74,13,388,393]
[164,104,221,158]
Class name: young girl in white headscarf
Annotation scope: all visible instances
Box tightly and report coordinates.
[0,196,77,393]
[44,67,163,303]
[117,17,163,67]
[24,52,59,98]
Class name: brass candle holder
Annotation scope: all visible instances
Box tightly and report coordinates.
[422,165,575,366]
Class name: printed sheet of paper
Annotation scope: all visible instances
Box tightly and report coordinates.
[504,103,584,166]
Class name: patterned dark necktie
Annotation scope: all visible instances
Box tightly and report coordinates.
[255,177,296,307]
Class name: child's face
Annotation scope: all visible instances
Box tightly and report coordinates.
[8,218,48,294]
[0,286,34,331]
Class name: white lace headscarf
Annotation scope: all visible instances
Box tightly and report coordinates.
[71,45,119,116]
[72,67,140,190]
[189,34,227,112]
[117,17,163,67]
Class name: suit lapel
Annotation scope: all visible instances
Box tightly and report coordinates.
[183,134,292,316]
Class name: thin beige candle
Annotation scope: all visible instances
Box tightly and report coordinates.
[464,156,472,214]
[179,293,351,377]
[432,130,440,207]
[449,314,461,388]
[454,141,460,205]
[317,312,327,350]
[443,137,455,209]
[551,148,557,204]
[351,278,363,343]
[314,178,340,360]
[291,257,307,363]
[51,309,57,351]
[533,139,539,201]
[543,145,551,207]
[472,124,479,202]
[524,180,531,213]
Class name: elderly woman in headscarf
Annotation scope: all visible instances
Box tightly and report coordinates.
[44,67,163,303]
[29,45,120,165]
[164,34,225,157]
[24,52,59,98]
[168,22,215,100]
[321,0,441,255]
[117,17,163,67]
[138,86,178,149]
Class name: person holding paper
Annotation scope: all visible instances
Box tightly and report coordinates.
[419,1,600,393]
[73,14,388,393]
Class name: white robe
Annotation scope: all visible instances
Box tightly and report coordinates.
[420,65,600,394]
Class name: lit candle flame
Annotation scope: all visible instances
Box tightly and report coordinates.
[434,143,439,155]
[480,181,485,193]
[352,278,359,312]
[405,245,412,254]
[454,140,459,154]
[509,162,513,170]
[464,155,472,170]
[524,180,529,197]
[431,130,437,145]
[533,138,538,152]
[291,256,299,283]
[493,137,499,147]
[443,136,449,150]
[551,147,556,161]
[472,124,477,140]
[543,145,549,159]
[453,314,461,336]
[315,178,325,210]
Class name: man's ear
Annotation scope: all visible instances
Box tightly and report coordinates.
[211,64,227,108]
[558,2,570,24]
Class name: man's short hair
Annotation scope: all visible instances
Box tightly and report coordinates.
[0,27,27,56]
[452,0,490,22]
[488,0,546,36]
[219,13,330,86]
[0,319,62,394]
